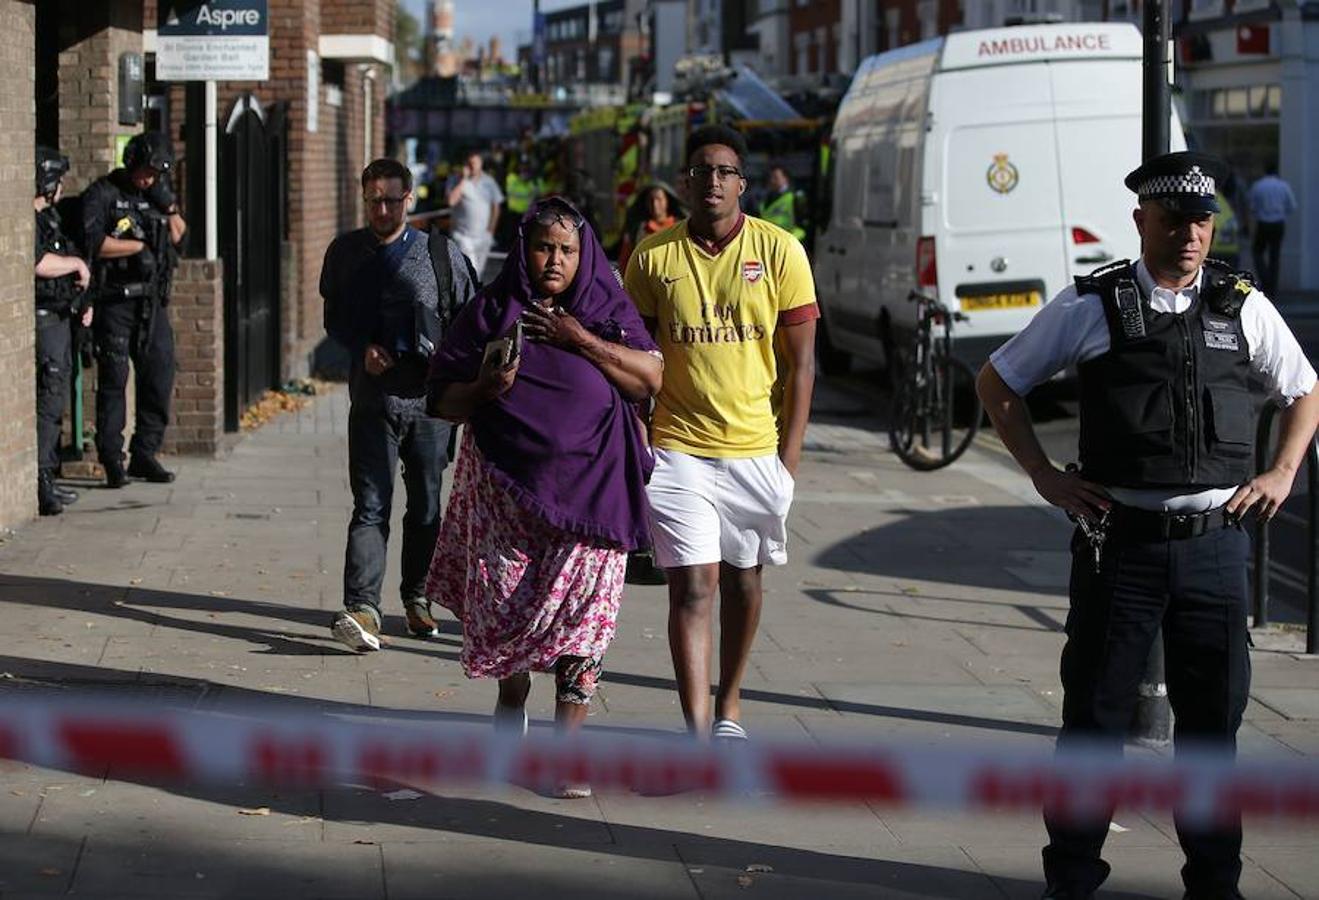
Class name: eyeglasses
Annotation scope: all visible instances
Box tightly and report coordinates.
[364,196,408,209]
[531,204,586,232]
[686,165,743,182]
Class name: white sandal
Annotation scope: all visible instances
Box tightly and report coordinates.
[712,719,748,742]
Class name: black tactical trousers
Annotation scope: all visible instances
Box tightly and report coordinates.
[1043,524,1251,898]
[94,295,175,464]
[35,311,73,473]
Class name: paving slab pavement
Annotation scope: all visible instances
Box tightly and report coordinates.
[0,380,1316,899]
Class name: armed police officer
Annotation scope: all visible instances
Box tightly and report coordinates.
[33,146,92,516]
[82,132,187,487]
[977,152,1319,899]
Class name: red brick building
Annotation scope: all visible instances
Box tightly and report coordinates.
[0,0,392,529]
[787,0,841,77]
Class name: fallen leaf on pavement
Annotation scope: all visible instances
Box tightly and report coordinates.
[745,864,773,873]
[237,807,271,816]
[383,789,423,801]
[736,874,753,888]
[39,868,61,877]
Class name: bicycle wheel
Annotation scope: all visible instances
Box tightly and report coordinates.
[889,354,982,471]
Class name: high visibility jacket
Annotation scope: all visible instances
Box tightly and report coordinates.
[506,172,536,214]
[760,189,806,241]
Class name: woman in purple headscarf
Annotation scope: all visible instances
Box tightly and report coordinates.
[426,197,661,783]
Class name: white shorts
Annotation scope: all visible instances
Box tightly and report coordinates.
[646,448,795,569]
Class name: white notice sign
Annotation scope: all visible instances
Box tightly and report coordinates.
[156,1,269,82]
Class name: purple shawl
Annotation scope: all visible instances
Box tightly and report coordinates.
[428,203,658,550]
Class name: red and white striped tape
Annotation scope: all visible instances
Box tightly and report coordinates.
[1,695,1316,823]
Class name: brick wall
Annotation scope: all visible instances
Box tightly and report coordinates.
[0,0,35,528]
[146,0,390,402]
[322,0,392,37]
[162,259,223,455]
[58,0,144,196]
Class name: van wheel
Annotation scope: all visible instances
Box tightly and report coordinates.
[817,316,852,376]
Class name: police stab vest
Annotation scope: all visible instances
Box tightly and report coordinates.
[1076,259,1258,490]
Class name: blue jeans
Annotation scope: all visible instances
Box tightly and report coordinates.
[343,399,451,621]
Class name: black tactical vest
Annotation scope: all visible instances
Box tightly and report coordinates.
[1076,260,1257,489]
[96,173,157,288]
[34,207,81,314]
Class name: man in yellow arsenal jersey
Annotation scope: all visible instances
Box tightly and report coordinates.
[624,124,818,741]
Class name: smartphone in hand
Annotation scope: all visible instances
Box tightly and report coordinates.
[507,319,525,366]
[482,320,526,369]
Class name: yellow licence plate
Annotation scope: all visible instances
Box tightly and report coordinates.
[960,291,1042,312]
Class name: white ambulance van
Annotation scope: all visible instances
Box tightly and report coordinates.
[814,22,1185,372]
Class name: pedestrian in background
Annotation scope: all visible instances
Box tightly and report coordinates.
[321,158,478,652]
[756,163,807,242]
[82,132,186,488]
[1247,160,1297,296]
[33,146,91,516]
[624,125,818,742]
[426,197,660,794]
[445,150,503,278]
[977,151,1319,899]
[617,183,680,275]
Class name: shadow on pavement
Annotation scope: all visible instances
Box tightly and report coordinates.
[0,575,1060,739]
[0,662,1146,900]
[812,505,1070,601]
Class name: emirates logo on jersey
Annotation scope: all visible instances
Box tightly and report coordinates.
[742,260,764,283]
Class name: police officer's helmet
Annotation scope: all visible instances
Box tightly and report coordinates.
[122,132,174,175]
[35,145,69,199]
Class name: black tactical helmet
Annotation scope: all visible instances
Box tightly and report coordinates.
[36,145,69,199]
[122,132,174,174]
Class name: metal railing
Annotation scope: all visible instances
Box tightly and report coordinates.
[1251,403,1319,654]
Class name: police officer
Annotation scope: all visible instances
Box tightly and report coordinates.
[757,163,806,242]
[33,146,92,515]
[976,151,1319,899]
[82,132,187,487]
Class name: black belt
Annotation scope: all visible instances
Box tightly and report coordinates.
[1109,504,1237,541]
[101,282,150,300]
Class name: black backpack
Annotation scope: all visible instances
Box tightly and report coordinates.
[427,226,479,329]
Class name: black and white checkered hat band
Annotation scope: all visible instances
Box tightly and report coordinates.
[1137,171,1216,198]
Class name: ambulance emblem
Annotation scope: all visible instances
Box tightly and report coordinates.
[742,260,764,283]
[987,153,1019,194]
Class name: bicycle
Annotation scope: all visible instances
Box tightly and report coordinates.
[888,289,983,471]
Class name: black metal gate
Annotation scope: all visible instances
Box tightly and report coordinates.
[221,95,286,431]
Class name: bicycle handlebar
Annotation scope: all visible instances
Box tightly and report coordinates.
[906,289,969,323]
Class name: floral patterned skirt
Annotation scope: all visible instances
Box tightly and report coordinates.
[425,432,626,681]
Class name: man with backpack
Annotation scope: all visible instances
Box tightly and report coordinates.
[321,158,479,651]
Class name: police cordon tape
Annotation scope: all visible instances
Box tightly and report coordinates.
[1,695,1317,823]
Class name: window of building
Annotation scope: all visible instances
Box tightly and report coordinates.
[1188,0,1225,20]
[1198,84,1281,121]
[886,8,901,48]
[794,31,809,74]
[597,46,615,80]
[918,0,936,39]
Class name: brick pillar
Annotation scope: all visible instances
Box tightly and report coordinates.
[56,0,143,195]
[0,0,36,528]
[162,259,224,456]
